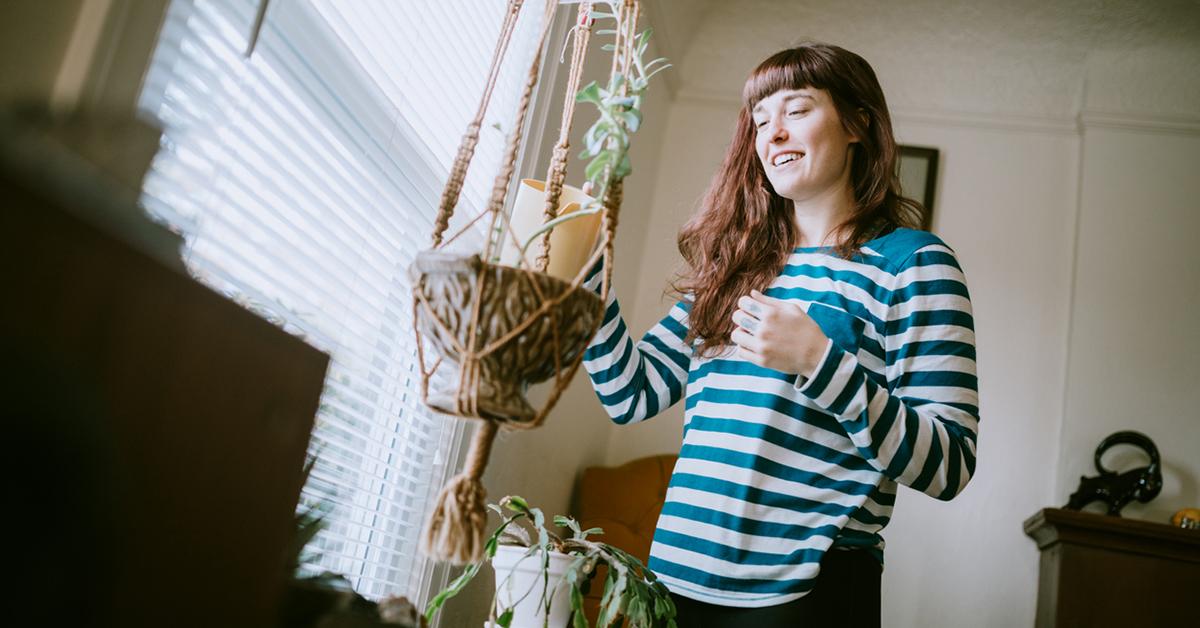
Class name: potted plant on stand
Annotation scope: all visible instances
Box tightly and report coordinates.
[424,496,677,628]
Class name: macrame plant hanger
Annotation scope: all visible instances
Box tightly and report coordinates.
[412,0,642,565]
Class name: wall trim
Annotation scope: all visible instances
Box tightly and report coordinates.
[891,106,1079,136]
[1080,109,1200,136]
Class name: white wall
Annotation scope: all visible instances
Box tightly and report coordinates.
[1056,125,1200,523]
[879,120,1077,628]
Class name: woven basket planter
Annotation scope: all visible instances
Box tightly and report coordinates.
[411,251,603,425]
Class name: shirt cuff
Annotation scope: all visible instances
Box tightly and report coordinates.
[793,338,836,393]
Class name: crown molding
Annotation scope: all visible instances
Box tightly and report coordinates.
[891,106,1080,136]
[1079,109,1200,136]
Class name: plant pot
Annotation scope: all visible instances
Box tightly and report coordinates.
[487,545,576,628]
[411,251,603,424]
[498,178,601,282]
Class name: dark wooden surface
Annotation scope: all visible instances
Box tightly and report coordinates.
[1024,508,1200,628]
[2,143,329,627]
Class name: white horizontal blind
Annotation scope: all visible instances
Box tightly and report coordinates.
[137,0,547,600]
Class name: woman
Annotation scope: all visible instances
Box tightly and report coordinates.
[582,43,979,627]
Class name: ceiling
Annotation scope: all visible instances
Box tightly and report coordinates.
[641,0,1200,118]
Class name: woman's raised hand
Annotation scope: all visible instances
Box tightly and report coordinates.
[731,290,828,376]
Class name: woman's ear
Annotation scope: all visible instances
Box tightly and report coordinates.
[850,109,869,143]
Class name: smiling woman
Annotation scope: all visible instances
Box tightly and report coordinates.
[579,42,979,628]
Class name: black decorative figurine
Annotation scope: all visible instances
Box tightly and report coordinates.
[1064,430,1163,516]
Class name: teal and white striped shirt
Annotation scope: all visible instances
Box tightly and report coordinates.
[582,227,979,607]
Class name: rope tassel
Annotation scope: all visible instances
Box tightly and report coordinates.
[421,421,499,565]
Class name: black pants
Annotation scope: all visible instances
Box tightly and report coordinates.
[669,549,881,628]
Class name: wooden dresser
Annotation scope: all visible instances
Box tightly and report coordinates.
[1024,508,1200,628]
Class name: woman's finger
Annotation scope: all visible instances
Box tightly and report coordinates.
[737,345,764,366]
[733,309,759,333]
[731,327,762,353]
[750,289,786,306]
[738,295,765,317]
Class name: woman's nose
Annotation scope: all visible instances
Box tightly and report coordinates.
[770,121,788,142]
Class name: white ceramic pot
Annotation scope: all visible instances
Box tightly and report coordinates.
[486,544,576,628]
[497,178,601,282]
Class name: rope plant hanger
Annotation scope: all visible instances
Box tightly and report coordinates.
[412,0,664,565]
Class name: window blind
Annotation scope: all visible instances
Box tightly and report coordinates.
[137,0,549,601]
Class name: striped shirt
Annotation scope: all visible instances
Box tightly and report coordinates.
[582,227,979,607]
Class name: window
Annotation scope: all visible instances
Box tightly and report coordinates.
[137,0,551,601]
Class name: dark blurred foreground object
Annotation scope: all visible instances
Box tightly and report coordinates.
[0,109,329,627]
[1025,508,1199,627]
[1064,430,1162,516]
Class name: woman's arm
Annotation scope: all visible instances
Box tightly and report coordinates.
[732,242,979,500]
[801,243,978,500]
[581,265,694,425]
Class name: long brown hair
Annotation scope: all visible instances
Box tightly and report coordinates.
[674,43,923,356]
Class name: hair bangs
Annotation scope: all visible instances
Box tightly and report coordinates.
[742,47,832,110]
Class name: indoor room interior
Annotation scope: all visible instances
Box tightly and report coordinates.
[2,1,1197,627]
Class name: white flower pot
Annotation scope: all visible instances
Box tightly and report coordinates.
[486,544,575,628]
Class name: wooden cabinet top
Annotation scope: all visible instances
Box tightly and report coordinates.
[1024,508,1200,563]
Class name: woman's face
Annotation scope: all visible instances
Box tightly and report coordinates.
[751,87,858,204]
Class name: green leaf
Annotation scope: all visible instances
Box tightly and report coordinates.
[620,109,641,133]
[600,43,615,51]
[554,515,583,538]
[585,154,612,182]
[575,81,602,106]
[596,569,617,627]
[424,561,482,623]
[644,63,672,83]
[496,608,514,628]
[613,153,632,179]
[571,584,588,628]
[588,11,615,20]
[582,124,603,157]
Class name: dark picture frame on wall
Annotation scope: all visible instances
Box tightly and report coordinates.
[897,145,939,231]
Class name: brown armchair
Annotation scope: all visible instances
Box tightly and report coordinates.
[572,454,677,624]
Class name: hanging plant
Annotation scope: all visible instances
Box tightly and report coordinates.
[412,0,669,567]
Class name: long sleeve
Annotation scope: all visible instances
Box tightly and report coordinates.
[581,266,693,425]
[794,241,979,500]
